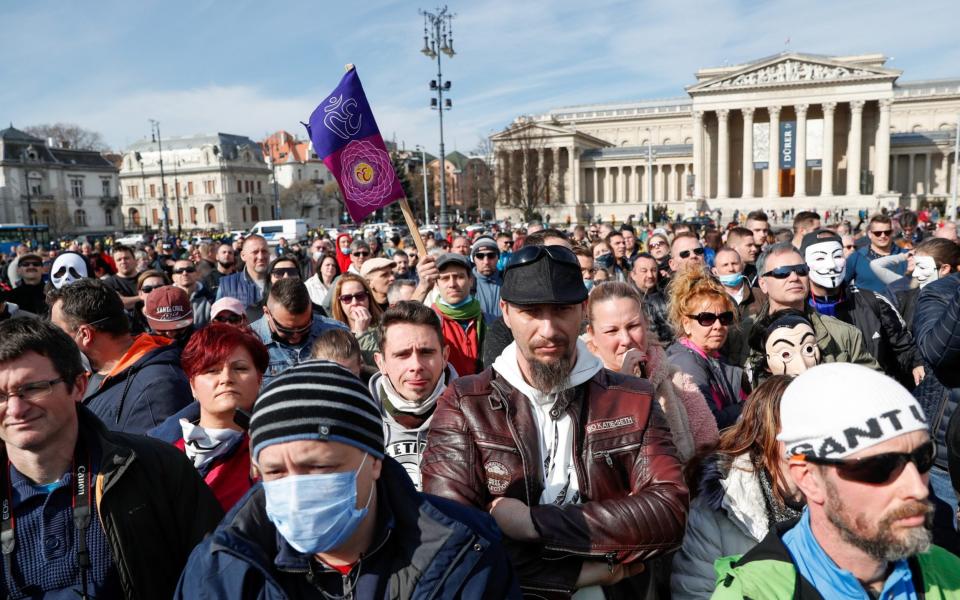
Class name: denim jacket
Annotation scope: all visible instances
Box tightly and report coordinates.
[249,314,348,386]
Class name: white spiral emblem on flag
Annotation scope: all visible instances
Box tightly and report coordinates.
[340,140,396,207]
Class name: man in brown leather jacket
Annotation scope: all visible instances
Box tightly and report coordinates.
[422,243,689,599]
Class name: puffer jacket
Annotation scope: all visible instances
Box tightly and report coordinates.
[175,456,521,599]
[421,366,689,599]
[671,454,779,599]
[666,341,748,430]
[913,273,960,475]
[215,268,262,308]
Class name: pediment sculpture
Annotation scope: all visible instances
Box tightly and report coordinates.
[705,60,876,89]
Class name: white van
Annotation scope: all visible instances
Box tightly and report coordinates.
[249,219,308,246]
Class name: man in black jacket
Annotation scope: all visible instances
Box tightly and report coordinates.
[0,318,222,599]
[801,229,921,388]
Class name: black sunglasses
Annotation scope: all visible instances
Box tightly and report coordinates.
[801,441,935,485]
[761,264,810,279]
[271,267,300,279]
[173,266,196,274]
[213,313,243,324]
[870,229,893,237]
[269,318,313,337]
[141,284,161,294]
[353,251,370,258]
[19,261,42,268]
[504,245,578,273]
[679,247,705,259]
[688,311,734,327]
[474,252,499,261]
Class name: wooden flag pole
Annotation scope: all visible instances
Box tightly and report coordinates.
[341,62,427,257]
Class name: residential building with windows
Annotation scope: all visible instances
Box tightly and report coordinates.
[0,125,120,234]
[260,130,339,226]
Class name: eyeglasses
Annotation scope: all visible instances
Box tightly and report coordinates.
[0,378,63,404]
[339,291,369,305]
[799,441,935,485]
[504,244,579,273]
[353,251,370,258]
[870,229,893,237]
[140,284,162,294]
[761,264,810,279]
[687,311,734,327]
[271,267,300,279]
[474,252,499,261]
[173,266,196,274]
[213,313,243,324]
[19,261,41,268]
[648,241,667,250]
[678,247,705,259]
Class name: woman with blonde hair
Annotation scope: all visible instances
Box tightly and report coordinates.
[586,282,718,462]
[666,265,749,429]
[330,273,383,365]
[671,375,803,598]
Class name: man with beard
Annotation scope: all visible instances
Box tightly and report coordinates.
[203,243,237,295]
[714,363,960,598]
[370,302,457,491]
[801,229,921,388]
[422,244,688,598]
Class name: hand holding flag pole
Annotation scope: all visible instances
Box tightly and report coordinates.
[304,64,427,256]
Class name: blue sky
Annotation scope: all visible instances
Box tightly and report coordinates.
[2,0,957,155]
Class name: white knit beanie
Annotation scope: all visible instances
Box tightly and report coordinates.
[777,363,928,460]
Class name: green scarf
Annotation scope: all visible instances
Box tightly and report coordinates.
[435,296,483,322]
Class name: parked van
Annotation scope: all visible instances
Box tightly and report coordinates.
[249,219,308,246]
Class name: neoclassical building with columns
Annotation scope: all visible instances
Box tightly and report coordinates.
[492,52,960,222]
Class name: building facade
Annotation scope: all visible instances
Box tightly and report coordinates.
[119,133,271,233]
[260,131,340,226]
[493,52,960,223]
[0,126,120,235]
[427,151,495,221]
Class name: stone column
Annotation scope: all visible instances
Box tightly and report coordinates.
[657,163,666,203]
[891,155,898,194]
[907,154,915,197]
[537,150,546,205]
[692,111,704,199]
[564,147,574,204]
[924,153,933,196]
[822,102,836,196]
[631,165,639,204]
[767,106,781,200]
[592,168,599,204]
[618,167,626,203]
[742,107,755,199]
[875,98,892,194]
[717,109,730,199]
[604,167,613,203]
[503,151,512,206]
[571,147,580,205]
[795,104,808,198]
[522,149,529,204]
[846,100,864,197]
[551,147,560,203]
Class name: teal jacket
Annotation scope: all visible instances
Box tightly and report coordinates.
[711,522,960,599]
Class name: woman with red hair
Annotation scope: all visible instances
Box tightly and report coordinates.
[148,323,268,510]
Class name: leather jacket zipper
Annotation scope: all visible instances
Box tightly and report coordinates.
[493,382,534,507]
[593,442,645,467]
[475,440,520,454]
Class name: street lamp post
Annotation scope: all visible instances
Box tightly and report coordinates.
[415,144,430,225]
[419,6,455,232]
[951,114,960,221]
[149,119,171,240]
[646,128,655,224]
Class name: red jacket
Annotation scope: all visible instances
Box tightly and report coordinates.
[433,306,482,376]
[174,435,256,512]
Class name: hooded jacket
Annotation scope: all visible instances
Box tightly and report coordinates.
[83,334,192,435]
[175,456,521,600]
[472,267,503,319]
[335,233,353,273]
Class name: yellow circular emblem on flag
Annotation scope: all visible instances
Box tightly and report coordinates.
[353,162,374,184]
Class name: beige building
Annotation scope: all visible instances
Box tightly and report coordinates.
[119,133,272,233]
[493,52,960,222]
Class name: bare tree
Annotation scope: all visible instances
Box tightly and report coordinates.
[280,180,319,219]
[468,138,497,221]
[496,120,557,222]
[24,123,108,151]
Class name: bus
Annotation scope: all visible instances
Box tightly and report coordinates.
[0,224,51,254]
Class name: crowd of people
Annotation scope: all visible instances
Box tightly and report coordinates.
[1,207,960,598]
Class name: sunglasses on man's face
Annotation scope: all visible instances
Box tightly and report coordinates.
[213,313,243,325]
[800,441,935,485]
[474,252,499,261]
[687,311,734,327]
[141,284,161,294]
[19,262,42,269]
[173,266,196,274]
[870,229,893,237]
[353,251,370,258]
[271,267,300,279]
[269,316,313,338]
[678,247,705,259]
[761,264,810,279]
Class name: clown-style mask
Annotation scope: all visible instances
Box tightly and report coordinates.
[765,320,821,376]
[804,240,846,289]
[912,255,939,288]
[50,252,89,289]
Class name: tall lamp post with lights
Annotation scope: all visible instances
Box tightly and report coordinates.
[419,6,455,232]
[149,119,171,240]
[415,144,430,225]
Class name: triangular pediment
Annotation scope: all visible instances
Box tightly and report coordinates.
[687,54,901,94]
[491,119,611,149]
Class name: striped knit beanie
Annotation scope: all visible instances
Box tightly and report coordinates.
[250,360,384,461]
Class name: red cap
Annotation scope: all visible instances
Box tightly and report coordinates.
[144,286,194,331]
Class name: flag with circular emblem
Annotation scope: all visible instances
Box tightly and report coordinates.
[303,66,406,222]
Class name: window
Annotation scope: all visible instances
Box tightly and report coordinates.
[152,208,159,224]
[175,182,181,197]
[237,180,242,194]
[242,206,247,221]
[101,179,111,197]
[126,185,138,199]
[190,206,198,224]
[150,184,156,198]
[206,204,217,223]
[257,181,262,194]
[74,209,87,226]
[71,178,84,199]
[105,209,113,226]
[251,206,260,221]
[42,209,52,225]
[187,181,194,195]
[30,182,42,196]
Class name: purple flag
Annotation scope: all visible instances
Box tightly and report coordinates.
[303,67,406,223]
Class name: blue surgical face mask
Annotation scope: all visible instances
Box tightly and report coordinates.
[263,453,373,554]
[717,272,744,287]
[583,279,595,291]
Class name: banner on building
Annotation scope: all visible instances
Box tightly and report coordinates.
[780,121,796,169]
[806,119,823,167]
[753,122,769,169]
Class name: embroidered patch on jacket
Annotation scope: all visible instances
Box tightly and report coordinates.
[585,416,636,434]
[484,461,509,495]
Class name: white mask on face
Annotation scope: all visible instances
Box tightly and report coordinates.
[804,240,846,289]
[765,322,821,375]
[50,252,89,289]
[913,255,939,288]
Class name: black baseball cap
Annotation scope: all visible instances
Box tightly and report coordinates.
[501,245,587,306]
